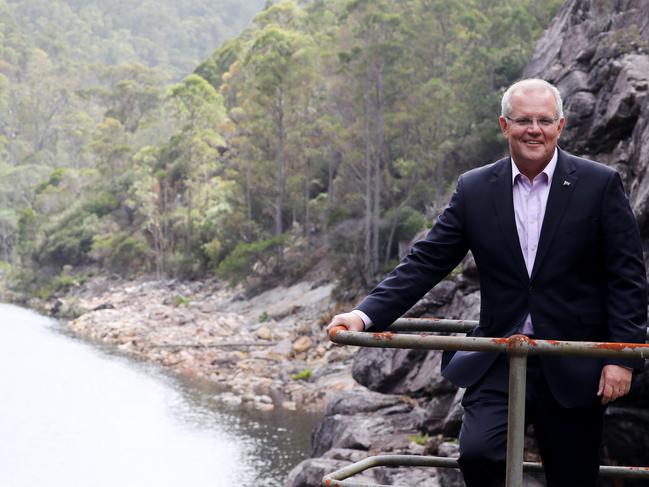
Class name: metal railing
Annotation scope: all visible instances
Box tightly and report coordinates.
[323,318,649,487]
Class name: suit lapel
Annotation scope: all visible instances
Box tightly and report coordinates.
[530,150,578,280]
[490,158,529,282]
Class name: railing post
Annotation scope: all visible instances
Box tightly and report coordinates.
[505,335,529,487]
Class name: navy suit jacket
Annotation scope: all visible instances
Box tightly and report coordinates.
[356,149,648,408]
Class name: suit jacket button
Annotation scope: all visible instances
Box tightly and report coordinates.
[528,286,534,294]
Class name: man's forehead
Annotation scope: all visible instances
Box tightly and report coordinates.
[510,88,556,112]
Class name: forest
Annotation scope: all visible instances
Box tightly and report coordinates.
[0,0,563,298]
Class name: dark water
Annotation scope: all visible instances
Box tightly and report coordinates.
[0,303,320,487]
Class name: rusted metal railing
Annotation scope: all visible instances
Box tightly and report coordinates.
[323,318,649,487]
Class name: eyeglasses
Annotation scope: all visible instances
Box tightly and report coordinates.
[505,116,560,128]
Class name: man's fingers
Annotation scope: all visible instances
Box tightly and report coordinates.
[325,312,364,333]
[327,324,348,338]
[597,375,605,397]
[598,364,632,404]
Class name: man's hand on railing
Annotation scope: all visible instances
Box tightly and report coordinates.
[597,364,632,404]
[326,312,365,337]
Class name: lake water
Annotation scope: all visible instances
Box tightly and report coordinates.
[0,303,320,487]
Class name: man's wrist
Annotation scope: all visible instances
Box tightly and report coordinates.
[351,309,372,330]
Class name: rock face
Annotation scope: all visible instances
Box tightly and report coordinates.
[523,0,649,237]
[287,1,649,485]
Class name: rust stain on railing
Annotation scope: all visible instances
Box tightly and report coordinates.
[371,332,395,342]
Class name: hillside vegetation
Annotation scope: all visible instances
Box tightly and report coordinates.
[0,0,562,298]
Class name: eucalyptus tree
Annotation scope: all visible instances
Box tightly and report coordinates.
[240,1,317,237]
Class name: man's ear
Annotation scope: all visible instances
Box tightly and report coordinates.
[498,116,509,137]
[556,117,566,138]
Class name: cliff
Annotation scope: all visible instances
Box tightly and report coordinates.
[287,1,649,486]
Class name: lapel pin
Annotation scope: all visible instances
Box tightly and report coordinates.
[562,180,571,187]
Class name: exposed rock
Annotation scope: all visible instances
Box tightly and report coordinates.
[312,390,425,457]
[406,279,458,316]
[441,388,465,437]
[436,442,464,487]
[352,348,456,397]
[64,276,348,415]
[215,392,242,407]
[438,289,481,321]
[271,338,293,356]
[603,403,649,468]
[374,466,441,486]
[422,392,457,435]
[282,401,297,411]
[523,0,649,240]
[292,336,312,354]
[325,389,414,416]
[256,326,272,340]
[285,457,376,487]
[322,448,372,462]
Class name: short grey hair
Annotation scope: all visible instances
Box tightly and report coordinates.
[501,79,564,118]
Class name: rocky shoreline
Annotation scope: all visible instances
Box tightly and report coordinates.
[45,275,359,414]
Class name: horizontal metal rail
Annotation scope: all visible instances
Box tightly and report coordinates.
[330,327,649,360]
[322,455,649,487]
[387,317,649,339]
[324,318,649,487]
[388,317,478,333]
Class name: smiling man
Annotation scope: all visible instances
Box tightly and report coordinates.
[327,79,648,486]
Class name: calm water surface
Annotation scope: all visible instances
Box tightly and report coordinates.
[0,303,320,487]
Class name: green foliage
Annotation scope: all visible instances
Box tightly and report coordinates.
[84,192,120,217]
[92,232,150,274]
[291,368,312,381]
[51,274,76,294]
[172,295,190,307]
[217,235,287,285]
[35,168,66,193]
[1,0,565,292]
[194,38,245,89]
[408,432,431,446]
[31,270,88,300]
[258,311,270,322]
[392,207,426,243]
[39,208,100,267]
[3,0,266,80]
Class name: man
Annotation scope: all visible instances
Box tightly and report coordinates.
[326,79,647,486]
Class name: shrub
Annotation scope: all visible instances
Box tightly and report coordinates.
[39,210,100,267]
[217,234,287,285]
[172,295,189,307]
[291,369,312,381]
[408,432,431,446]
[92,232,150,275]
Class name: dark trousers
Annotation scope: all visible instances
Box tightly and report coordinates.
[457,355,605,487]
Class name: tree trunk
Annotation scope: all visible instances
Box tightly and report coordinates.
[304,157,310,238]
[275,88,286,237]
[372,63,384,276]
[245,163,252,226]
[363,70,373,280]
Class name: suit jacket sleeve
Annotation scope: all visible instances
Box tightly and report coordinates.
[601,171,648,370]
[356,176,470,329]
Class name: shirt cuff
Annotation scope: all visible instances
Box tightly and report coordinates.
[351,309,373,330]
